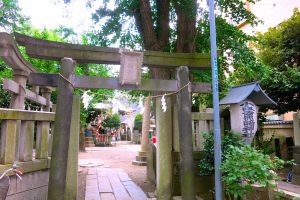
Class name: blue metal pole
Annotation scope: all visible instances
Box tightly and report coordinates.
[208,0,222,199]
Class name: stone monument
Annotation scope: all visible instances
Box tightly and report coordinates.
[220,82,276,144]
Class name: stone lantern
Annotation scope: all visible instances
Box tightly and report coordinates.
[220,82,276,144]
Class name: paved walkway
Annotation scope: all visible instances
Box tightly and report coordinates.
[85,167,148,200]
[277,181,300,198]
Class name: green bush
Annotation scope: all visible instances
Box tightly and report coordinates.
[198,131,243,176]
[221,145,285,199]
[134,114,143,131]
[103,114,121,129]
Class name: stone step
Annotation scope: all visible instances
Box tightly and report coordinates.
[132,160,147,166]
[138,151,146,157]
[85,137,94,141]
[135,156,147,162]
[85,143,95,147]
[173,196,203,200]
[85,142,95,144]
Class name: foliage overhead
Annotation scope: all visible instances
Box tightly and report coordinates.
[0,0,27,32]
[82,0,266,108]
[89,0,259,51]
[193,15,268,108]
[0,7,112,122]
[257,9,300,114]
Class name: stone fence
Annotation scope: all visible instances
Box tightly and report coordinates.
[0,108,54,199]
[0,32,78,199]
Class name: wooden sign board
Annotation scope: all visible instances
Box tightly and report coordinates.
[119,49,143,86]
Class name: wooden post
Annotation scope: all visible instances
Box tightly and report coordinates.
[64,95,80,200]
[176,66,195,199]
[48,57,76,200]
[156,96,173,200]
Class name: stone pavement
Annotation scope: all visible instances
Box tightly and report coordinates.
[277,181,300,198]
[85,167,148,200]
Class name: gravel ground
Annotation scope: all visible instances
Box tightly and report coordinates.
[77,141,156,200]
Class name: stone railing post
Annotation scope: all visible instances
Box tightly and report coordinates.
[41,87,52,157]
[11,70,28,162]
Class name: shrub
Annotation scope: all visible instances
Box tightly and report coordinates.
[103,114,121,129]
[221,145,285,199]
[199,131,243,176]
[134,114,143,131]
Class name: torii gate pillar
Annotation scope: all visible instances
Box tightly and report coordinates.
[48,58,76,200]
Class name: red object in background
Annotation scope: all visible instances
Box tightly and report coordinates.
[152,136,156,143]
[100,135,106,142]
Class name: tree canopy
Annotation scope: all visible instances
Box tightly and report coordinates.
[103,114,121,129]
[257,9,300,114]
[89,0,258,52]
[84,0,265,108]
[3,0,298,115]
[0,0,27,32]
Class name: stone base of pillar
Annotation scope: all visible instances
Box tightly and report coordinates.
[292,146,300,185]
[132,151,147,166]
[85,137,95,147]
[173,196,202,200]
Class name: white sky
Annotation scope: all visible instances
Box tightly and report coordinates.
[240,0,300,35]
[19,0,101,33]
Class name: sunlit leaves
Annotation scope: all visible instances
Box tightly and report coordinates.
[0,0,27,32]
[257,9,300,114]
[217,0,260,26]
[221,145,285,198]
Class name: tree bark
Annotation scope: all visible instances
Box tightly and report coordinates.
[173,0,197,53]
[157,0,170,50]
[133,0,171,51]
[133,0,159,50]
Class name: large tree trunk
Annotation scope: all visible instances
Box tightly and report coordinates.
[133,0,197,53]
[132,1,197,199]
[173,0,197,53]
[133,0,172,79]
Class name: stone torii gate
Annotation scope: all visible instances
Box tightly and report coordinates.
[14,33,211,200]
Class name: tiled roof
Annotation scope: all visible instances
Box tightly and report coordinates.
[220,82,276,106]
